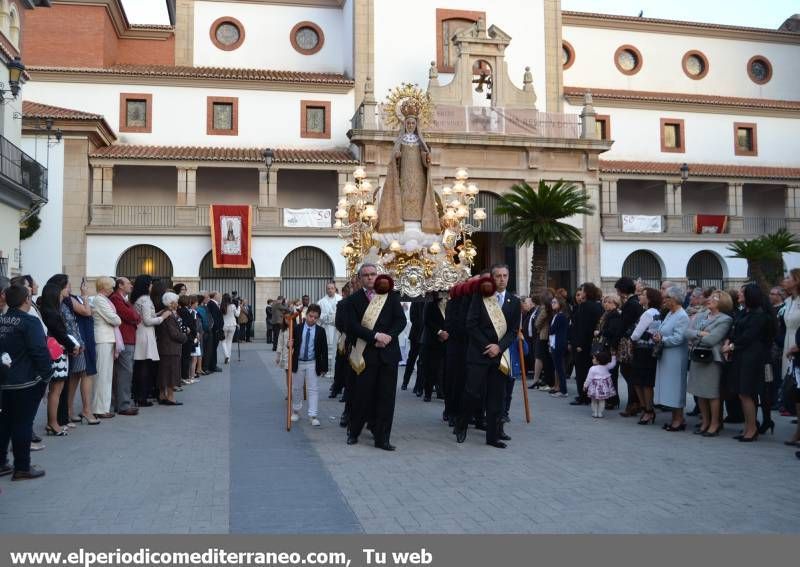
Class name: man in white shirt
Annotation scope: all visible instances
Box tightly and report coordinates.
[317,281,341,378]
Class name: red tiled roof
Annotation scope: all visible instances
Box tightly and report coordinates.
[564,87,800,111]
[23,101,105,121]
[89,145,359,165]
[28,64,354,86]
[600,160,800,180]
[562,11,798,36]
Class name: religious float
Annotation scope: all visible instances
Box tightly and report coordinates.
[335,83,486,297]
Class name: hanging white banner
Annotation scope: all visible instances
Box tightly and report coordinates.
[283,208,332,228]
[622,215,662,233]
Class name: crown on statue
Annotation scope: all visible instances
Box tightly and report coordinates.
[400,98,421,119]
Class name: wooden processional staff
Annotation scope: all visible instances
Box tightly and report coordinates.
[518,329,532,423]
[285,313,295,431]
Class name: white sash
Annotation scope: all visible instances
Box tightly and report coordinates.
[349,293,389,375]
[483,296,511,376]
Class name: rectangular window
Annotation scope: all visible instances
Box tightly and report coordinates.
[595,115,610,141]
[660,118,685,153]
[734,122,757,156]
[300,100,331,139]
[207,97,238,136]
[119,93,152,133]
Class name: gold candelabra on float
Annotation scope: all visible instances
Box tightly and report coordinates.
[439,168,486,269]
[334,166,377,277]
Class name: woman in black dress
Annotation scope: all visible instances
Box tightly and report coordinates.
[721,284,775,442]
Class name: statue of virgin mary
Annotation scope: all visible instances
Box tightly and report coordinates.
[375,100,440,243]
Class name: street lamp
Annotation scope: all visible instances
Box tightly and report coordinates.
[1,57,25,103]
[262,148,275,197]
[680,163,689,188]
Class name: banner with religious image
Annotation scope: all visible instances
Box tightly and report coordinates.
[210,204,252,268]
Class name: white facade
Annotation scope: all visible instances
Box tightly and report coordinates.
[26,82,354,148]
[193,0,350,74]
[563,26,800,100]
[19,135,64,284]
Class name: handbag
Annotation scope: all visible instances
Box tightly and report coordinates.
[651,342,664,360]
[617,337,633,364]
[690,346,713,363]
[46,337,64,361]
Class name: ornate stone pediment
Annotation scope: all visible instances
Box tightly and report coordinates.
[428,18,537,109]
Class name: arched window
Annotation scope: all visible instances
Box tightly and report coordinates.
[280,246,334,302]
[199,251,256,309]
[621,250,663,289]
[0,2,10,35]
[116,245,174,286]
[686,251,724,290]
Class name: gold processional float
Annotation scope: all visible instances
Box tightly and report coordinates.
[335,83,487,296]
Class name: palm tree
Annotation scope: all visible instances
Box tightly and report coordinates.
[495,180,595,297]
[728,228,800,293]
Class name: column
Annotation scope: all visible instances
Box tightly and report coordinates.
[256,169,279,227]
[90,166,112,225]
[258,168,269,207]
[338,171,349,199]
[101,167,113,205]
[787,185,800,233]
[175,167,198,226]
[177,167,187,205]
[727,182,744,233]
[600,179,619,233]
[186,168,197,206]
[665,182,683,233]
[581,182,602,285]
[91,167,103,204]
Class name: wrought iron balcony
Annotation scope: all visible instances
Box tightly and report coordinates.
[0,134,48,204]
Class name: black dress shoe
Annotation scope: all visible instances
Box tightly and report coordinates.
[346,435,358,445]
[569,400,584,406]
[499,432,511,441]
[442,411,449,422]
[455,428,467,443]
[423,396,432,402]
[401,384,408,391]
[501,415,510,424]
[0,464,12,477]
[213,367,222,372]
[31,434,42,444]
[486,441,507,449]
[448,417,456,427]
[339,413,349,428]
[137,401,153,407]
[328,391,337,398]
[375,442,396,451]
[11,466,45,481]
[474,421,487,431]
[795,451,800,460]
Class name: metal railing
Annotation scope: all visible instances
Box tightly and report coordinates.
[112,205,176,227]
[743,216,786,234]
[196,205,210,226]
[352,103,582,138]
[0,135,47,201]
[0,256,7,278]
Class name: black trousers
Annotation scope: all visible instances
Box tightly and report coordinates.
[132,359,157,403]
[402,340,421,387]
[423,343,445,398]
[348,358,399,445]
[266,324,274,344]
[574,348,592,402]
[332,350,349,397]
[0,381,47,472]
[459,363,505,443]
[272,324,282,351]
[444,340,465,419]
[202,332,213,371]
[210,334,221,369]
[504,376,515,416]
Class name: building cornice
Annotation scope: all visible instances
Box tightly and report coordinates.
[27,65,354,93]
[564,87,800,118]
[600,160,800,181]
[22,101,117,146]
[562,11,800,45]
[190,0,345,8]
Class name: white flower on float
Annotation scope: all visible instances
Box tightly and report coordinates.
[448,199,461,209]
[473,208,487,221]
[389,240,402,252]
[363,204,377,219]
[353,167,366,180]
[455,168,468,181]
[429,242,441,254]
[344,182,356,195]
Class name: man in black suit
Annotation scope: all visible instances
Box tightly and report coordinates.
[346,264,407,451]
[422,291,448,403]
[206,291,224,372]
[444,284,467,426]
[455,264,521,448]
[401,301,425,393]
[289,304,328,426]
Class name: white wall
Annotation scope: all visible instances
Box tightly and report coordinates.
[194,0,347,74]
[563,26,800,101]
[601,240,748,280]
[86,234,346,279]
[0,203,19,274]
[373,0,547,109]
[25,81,354,149]
[19,135,64,284]
[341,0,354,79]
[565,103,800,166]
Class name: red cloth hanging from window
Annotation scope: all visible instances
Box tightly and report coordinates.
[694,214,728,234]
[210,204,252,268]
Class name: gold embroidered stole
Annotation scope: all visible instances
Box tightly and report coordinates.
[337,331,347,355]
[483,296,511,376]
[349,293,389,375]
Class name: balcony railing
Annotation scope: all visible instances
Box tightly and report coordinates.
[113,204,176,227]
[352,103,582,139]
[0,135,48,201]
[742,216,786,234]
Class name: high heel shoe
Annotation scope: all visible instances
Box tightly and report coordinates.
[79,413,100,425]
[69,416,82,423]
[45,425,68,436]
[664,422,687,432]
[757,419,775,435]
[738,432,759,442]
[637,411,656,425]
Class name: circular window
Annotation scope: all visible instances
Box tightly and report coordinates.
[290,21,325,55]
[614,45,642,75]
[210,17,245,51]
[747,55,772,84]
[562,40,575,70]
[682,50,709,80]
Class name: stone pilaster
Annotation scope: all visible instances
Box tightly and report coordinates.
[543,0,563,113]
[786,185,800,234]
[258,168,269,207]
[582,183,601,285]
[727,182,744,234]
[665,182,683,233]
[353,0,375,111]
[174,0,194,66]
